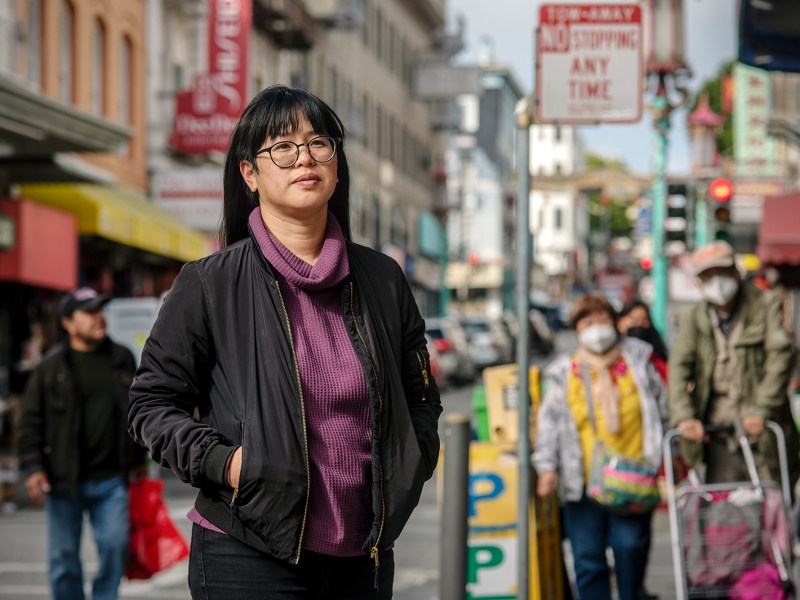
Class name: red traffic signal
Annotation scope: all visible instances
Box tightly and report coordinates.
[709,177,733,202]
[639,256,653,270]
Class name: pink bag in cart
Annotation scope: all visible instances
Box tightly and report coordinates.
[729,563,790,600]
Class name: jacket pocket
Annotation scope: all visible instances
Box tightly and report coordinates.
[235,463,307,544]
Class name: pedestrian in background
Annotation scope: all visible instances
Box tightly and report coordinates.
[669,240,799,487]
[617,298,669,600]
[18,287,145,600]
[534,293,667,600]
[128,85,442,600]
[618,299,668,380]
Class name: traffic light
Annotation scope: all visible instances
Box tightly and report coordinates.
[664,182,688,255]
[709,177,733,242]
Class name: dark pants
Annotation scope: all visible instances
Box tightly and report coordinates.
[188,524,394,600]
[562,495,651,600]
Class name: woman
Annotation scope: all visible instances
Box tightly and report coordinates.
[617,299,669,600]
[533,293,667,600]
[618,299,668,381]
[128,85,442,599]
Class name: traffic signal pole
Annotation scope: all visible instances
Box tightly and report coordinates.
[694,193,709,248]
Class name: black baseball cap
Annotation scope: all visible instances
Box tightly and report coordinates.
[57,287,111,319]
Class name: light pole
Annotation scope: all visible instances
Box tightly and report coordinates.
[687,93,725,249]
[644,0,689,338]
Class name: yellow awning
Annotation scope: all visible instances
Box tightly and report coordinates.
[17,183,212,263]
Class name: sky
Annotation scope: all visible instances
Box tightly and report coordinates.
[448,0,738,175]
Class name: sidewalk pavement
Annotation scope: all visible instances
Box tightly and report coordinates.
[643,507,678,597]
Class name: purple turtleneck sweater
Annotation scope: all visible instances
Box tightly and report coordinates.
[190,210,373,556]
[191,209,374,558]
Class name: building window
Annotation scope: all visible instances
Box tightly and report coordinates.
[91,19,105,115]
[120,37,131,125]
[172,62,184,93]
[555,208,563,230]
[555,126,562,142]
[555,163,562,175]
[59,0,74,104]
[372,195,381,246]
[390,205,407,247]
[376,105,383,158]
[375,9,382,59]
[27,0,41,85]
[329,66,338,110]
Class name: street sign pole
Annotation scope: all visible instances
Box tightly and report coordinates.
[514,95,533,600]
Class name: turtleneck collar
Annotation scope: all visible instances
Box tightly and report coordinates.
[248,207,349,291]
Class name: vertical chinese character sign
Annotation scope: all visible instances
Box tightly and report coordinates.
[733,63,777,177]
[171,0,252,154]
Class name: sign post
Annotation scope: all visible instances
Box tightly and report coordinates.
[536,4,643,124]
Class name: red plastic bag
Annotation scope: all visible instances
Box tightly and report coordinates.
[126,478,190,580]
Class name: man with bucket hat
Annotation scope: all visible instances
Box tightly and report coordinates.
[668,241,799,486]
[18,287,145,600]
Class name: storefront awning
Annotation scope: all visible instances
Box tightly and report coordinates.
[17,183,212,263]
[757,191,800,265]
[0,74,133,156]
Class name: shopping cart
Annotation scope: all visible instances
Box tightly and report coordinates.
[663,421,795,599]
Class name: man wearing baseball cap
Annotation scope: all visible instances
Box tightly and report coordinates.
[18,287,145,600]
[668,241,799,487]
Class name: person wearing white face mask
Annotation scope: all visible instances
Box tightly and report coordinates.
[669,240,799,488]
[533,293,667,600]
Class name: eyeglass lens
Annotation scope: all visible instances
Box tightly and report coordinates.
[270,137,336,167]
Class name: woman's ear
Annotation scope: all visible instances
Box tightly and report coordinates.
[239,161,258,193]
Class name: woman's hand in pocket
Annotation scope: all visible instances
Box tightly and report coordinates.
[227,447,242,489]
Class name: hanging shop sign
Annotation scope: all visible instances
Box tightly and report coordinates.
[171,0,252,154]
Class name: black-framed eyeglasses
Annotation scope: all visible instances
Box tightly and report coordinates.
[255,136,340,168]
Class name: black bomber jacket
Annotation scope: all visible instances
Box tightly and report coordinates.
[128,233,442,564]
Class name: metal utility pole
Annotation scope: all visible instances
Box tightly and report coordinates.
[440,414,471,600]
[514,95,533,600]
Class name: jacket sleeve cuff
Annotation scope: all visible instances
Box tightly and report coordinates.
[202,443,237,488]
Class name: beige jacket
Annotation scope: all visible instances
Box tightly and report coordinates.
[668,283,798,478]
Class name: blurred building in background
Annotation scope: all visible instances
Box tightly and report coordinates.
[0,0,465,400]
[0,0,209,402]
[443,49,523,319]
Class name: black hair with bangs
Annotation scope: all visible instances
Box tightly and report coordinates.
[219,85,351,246]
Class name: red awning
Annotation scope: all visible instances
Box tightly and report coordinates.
[757,191,800,265]
[0,198,77,290]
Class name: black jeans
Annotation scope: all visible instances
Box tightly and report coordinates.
[188,524,394,599]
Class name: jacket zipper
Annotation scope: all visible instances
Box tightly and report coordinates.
[274,281,312,565]
[349,281,385,572]
[229,421,244,527]
[416,351,429,401]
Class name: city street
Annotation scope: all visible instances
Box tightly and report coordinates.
[0,383,473,600]
[0,339,681,600]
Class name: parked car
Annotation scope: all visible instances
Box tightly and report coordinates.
[425,333,447,390]
[457,315,513,370]
[424,317,476,385]
[488,317,515,365]
[501,309,555,357]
